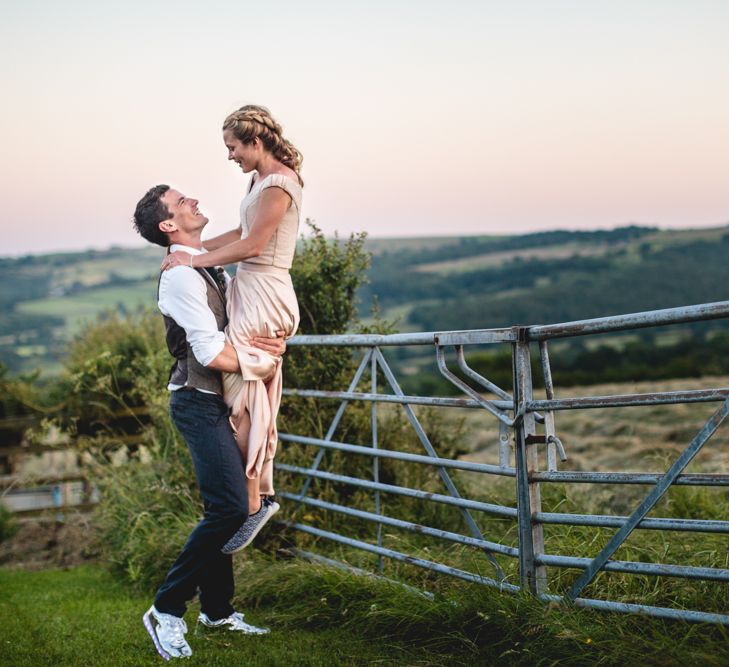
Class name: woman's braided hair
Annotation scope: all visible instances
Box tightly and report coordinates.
[223,105,303,186]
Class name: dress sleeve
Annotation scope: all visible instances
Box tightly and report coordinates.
[259,174,301,211]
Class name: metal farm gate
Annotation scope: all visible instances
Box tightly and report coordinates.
[276,302,729,625]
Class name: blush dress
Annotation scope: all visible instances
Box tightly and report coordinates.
[222,173,301,495]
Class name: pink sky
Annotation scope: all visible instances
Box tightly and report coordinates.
[1,1,728,255]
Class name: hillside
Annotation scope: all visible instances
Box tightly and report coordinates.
[0,246,161,374]
[2,224,729,375]
[360,225,729,330]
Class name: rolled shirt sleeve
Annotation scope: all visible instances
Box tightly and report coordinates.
[158,266,225,367]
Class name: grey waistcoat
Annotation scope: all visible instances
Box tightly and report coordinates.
[159,268,228,395]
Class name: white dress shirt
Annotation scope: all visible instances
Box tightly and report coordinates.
[157,244,230,391]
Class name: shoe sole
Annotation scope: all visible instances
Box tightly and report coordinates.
[223,502,280,555]
[143,607,172,661]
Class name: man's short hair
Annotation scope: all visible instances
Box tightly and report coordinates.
[133,184,173,247]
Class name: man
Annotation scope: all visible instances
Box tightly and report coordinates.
[133,184,285,660]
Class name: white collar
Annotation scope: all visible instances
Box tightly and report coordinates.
[169,244,206,255]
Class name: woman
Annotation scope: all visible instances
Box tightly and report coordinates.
[162,105,303,552]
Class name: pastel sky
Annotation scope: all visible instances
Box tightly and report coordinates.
[2,0,728,255]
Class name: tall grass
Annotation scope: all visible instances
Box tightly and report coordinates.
[234,552,729,666]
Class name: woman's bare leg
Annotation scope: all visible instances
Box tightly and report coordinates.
[232,410,263,514]
[247,477,262,515]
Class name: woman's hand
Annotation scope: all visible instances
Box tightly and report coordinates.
[252,330,287,357]
[161,251,194,271]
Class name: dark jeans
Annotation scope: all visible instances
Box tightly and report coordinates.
[153,389,248,620]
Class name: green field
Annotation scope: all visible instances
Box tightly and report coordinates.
[2,553,726,667]
[52,257,157,289]
[0,566,425,666]
[16,284,157,334]
[413,242,610,274]
[363,235,483,255]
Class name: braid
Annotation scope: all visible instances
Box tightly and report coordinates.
[223,105,304,185]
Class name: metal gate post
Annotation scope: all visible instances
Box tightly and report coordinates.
[372,348,383,574]
[513,331,547,594]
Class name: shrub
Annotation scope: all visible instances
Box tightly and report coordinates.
[52,309,168,438]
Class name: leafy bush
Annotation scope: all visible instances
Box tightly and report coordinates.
[0,363,45,420]
[52,309,168,437]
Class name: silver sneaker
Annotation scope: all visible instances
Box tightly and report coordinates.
[198,611,270,635]
[143,605,192,660]
[222,498,280,554]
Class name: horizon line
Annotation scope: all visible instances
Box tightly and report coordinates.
[3,221,729,260]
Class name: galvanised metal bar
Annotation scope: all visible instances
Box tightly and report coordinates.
[373,348,506,580]
[435,345,514,426]
[568,399,729,600]
[538,341,559,471]
[278,492,519,558]
[276,463,518,519]
[526,301,729,341]
[288,329,516,347]
[532,470,729,486]
[283,367,729,416]
[498,422,511,468]
[537,553,729,582]
[278,520,520,593]
[297,349,373,500]
[539,594,729,626]
[279,433,517,476]
[296,549,729,588]
[285,385,729,432]
[534,511,729,534]
[371,349,383,574]
[512,335,546,594]
[288,332,440,347]
[435,330,518,346]
[455,346,512,401]
[283,388,513,410]
[286,303,729,347]
[529,388,729,411]
[453,345,547,425]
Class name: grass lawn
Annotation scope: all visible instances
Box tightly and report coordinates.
[0,565,420,666]
[1,539,727,667]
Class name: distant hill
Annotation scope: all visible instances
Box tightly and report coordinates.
[360,225,729,331]
[2,225,728,375]
[0,246,162,374]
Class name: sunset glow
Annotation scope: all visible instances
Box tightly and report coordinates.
[2,0,728,255]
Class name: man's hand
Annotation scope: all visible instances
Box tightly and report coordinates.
[161,251,193,271]
[252,329,287,357]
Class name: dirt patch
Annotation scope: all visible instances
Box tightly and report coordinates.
[0,512,99,570]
